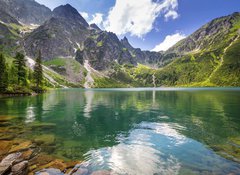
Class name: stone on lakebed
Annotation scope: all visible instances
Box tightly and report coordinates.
[35,168,64,175]
[0,116,16,122]
[0,140,13,156]
[91,170,111,175]
[30,122,56,129]
[34,134,55,146]
[10,141,32,153]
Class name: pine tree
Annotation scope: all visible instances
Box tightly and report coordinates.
[33,50,43,90]
[14,52,27,85]
[0,53,8,92]
[9,64,17,85]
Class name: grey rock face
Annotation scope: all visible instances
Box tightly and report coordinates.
[82,31,137,70]
[121,37,163,65]
[0,9,20,25]
[24,4,91,60]
[53,4,89,27]
[0,23,19,52]
[90,23,102,32]
[0,0,52,25]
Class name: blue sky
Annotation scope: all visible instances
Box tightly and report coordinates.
[36,0,240,51]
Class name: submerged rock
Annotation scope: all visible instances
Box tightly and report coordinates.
[34,134,55,146]
[39,159,67,172]
[10,141,32,153]
[20,149,34,161]
[0,141,13,157]
[91,170,111,175]
[29,154,54,167]
[0,116,16,122]
[30,122,56,129]
[35,168,64,175]
[66,161,81,169]
[71,167,88,175]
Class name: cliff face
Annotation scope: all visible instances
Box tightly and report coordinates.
[23,4,91,60]
[23,3,163,70]
[0,0,52,25]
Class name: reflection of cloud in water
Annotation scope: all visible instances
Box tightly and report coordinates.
[25,106,35,123]
[84,91,95,118]
[138,122,187,146]
[83,122,182,174]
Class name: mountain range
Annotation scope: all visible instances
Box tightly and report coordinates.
[0,0,239,88]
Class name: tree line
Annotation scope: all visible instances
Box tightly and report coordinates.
[0,51,43,94]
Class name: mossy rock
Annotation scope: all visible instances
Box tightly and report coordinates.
[34,134,55,146]
[9,141,32,153]
[20,149,34,160]
[0,116,16,122]
[29,154,54,167]
[0,140,13,157]
[38,159,67,172]
[30,122,56,129]
[212,143,240,163]
[229,137,240,146]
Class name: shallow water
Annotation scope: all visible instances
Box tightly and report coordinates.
[1,88,240,174]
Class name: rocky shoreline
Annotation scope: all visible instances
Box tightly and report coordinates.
[0,138,81,175]
[0,115,112,175]
[0,139,112,175]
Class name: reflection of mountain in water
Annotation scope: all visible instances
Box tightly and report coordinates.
[1,89,240,173]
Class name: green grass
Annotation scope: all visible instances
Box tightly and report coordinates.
[93,77,128,88]
[97,41,103,47]
[43,58,66,67]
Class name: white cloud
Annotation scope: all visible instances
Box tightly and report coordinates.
[152,33,186,51]
[89,13,104,26]
[104,0,179,37]
[164,10,179,20]
[80,12,89,21]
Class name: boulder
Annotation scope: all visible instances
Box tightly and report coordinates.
[1,152,22,165]
[0,153,22,175]
[12,161,28,175]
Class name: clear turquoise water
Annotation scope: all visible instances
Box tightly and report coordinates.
[1,88,240,174]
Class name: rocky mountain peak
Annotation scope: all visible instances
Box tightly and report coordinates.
[0,0,51,24]
[90,23,101,31]
[53,4,89,27]
[121,36,134,50]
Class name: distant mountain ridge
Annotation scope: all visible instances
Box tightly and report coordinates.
[167,12,240,55]
[0,0,51,25]
[0,0,239,87]
[22,3,163,70]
